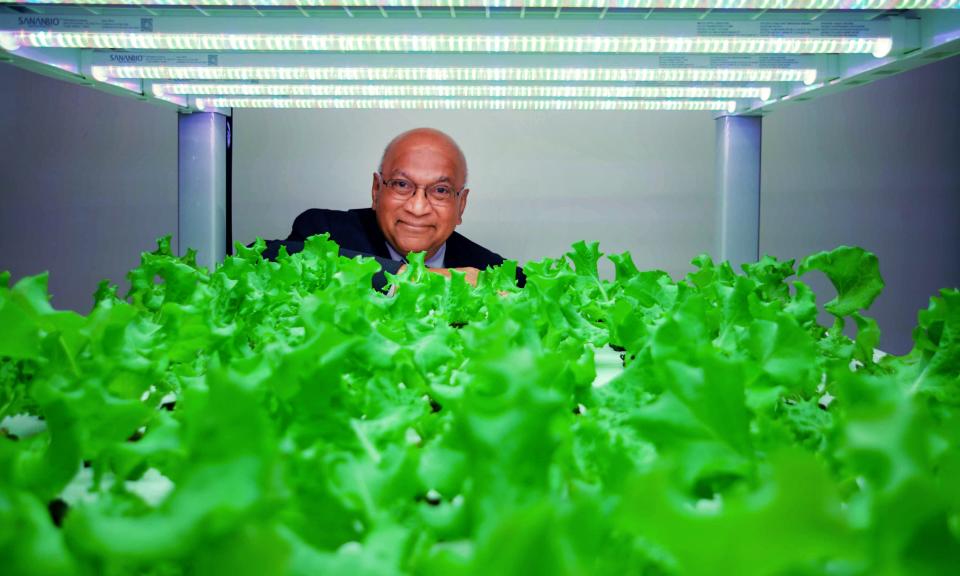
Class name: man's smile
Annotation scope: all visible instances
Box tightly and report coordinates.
[397,221,435,233]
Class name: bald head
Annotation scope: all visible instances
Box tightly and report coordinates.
[379,128,467,185]
[371,127,471,260]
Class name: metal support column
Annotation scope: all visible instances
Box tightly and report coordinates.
[178,112,227,270]
[715,115,762,269]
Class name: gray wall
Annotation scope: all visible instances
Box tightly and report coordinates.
[2,54,957,354]
[233,110,718,280]
[760,55,960,355]
[0,64,178,313]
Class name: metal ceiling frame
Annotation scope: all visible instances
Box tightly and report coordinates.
[2,7,956,116]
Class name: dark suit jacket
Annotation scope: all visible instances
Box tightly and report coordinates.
[262,208,523,290]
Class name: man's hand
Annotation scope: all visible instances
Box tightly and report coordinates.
[430,267,481,287]
[395,265,481,287]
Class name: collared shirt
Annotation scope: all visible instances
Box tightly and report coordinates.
[385,241,446,269]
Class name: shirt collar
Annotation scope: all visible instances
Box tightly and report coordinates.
[385,241,446,269]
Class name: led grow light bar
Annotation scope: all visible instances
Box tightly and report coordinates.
[195,97,739,112]
[95,66,819,86]
[0,32,895,58]
[0,0,955,9]
[155,83,773,100]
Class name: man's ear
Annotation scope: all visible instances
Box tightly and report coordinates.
[371,172,380,210]
[456,188,469,225]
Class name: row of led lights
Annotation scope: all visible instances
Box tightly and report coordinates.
[153,83,774,99]
[193,98,742,112]
[97,65,816,109]
[0,0,956,9]
[102,65,807,109]
[1,30,847,111]
[0,32,895,58]
[156,83,772,111]
[94,65,820,84]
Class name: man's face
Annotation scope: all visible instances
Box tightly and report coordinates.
[372,136,468,260]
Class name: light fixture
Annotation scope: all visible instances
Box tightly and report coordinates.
[2,32,894,58]
[95,65,818,85]
[195,97,739,112]
[155,83,772,100]
[0,31,17,51]
[103,79,142,93]
[155,93,189,107]
[0,0,954,9]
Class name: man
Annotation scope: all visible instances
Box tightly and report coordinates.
[263,128,522,290]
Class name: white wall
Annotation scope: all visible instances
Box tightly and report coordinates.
[760,55,960,355]
[0,64,178,313]
[232,109,718,279]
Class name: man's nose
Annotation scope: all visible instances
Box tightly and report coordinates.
[404,188,432,216]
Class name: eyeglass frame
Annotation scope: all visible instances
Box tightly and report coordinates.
[376,171,466,208]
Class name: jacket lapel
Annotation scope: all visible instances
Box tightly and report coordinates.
[351,208,393,259]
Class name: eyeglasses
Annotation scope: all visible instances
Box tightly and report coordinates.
[377,172,465,207]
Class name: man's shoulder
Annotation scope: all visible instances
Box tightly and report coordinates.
[445,231,507,269]
[289,207,375,235]
[291,207,363,227]
[289,207,386,257]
